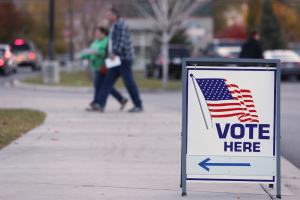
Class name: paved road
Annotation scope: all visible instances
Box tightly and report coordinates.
[0,66,41,85]
[280,81,300,168]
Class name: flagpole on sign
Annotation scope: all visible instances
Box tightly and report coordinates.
[190,74,209,129]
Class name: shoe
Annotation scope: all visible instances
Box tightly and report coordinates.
[86,103,104,112]
[120,98,128,111]
[128,106,143,113]
[88,102,97,109]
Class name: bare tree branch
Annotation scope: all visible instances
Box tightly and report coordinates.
[169,0,184,22]
[180,0,208,20]
[149,0,166,26]
[129,0,209,88]
[130,0,153,19]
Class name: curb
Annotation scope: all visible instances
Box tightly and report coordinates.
[9,79,94,93]
[4,79,181,94]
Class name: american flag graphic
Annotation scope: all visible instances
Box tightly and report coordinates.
[195,78,259,123]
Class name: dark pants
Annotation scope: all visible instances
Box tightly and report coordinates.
[96,60,142,108]
[92,71,124,106]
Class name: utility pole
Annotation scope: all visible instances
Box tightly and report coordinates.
[49,0,55,60]
[44,0,59,84]
[68,0,74,61]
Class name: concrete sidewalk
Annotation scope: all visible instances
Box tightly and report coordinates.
[0,86,299,200]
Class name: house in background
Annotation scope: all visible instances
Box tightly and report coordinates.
[120,1,213,70]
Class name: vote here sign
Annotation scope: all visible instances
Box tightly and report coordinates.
[184,65,279,183]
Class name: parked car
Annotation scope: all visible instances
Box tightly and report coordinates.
[0,50,15,76]
[0,44,18,75]
[9,39,43,71]
[146,45,191,79]
[294,45,300,56]
[264,50,300,79]
[202,39,245,58]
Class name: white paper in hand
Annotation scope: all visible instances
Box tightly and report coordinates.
[81,48,95,55]
[105,56,122,68]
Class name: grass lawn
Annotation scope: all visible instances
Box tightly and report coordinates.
[0,109,46,149]
[21,70,182,90]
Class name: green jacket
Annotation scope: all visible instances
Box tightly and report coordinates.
[80,37,108,72]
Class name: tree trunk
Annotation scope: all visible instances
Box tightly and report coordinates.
[162,31,169,89]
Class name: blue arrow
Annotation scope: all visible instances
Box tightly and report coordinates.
[198,158,251,172]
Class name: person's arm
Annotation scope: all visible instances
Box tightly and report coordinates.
[79,41,96,60]
[79,53,91,60]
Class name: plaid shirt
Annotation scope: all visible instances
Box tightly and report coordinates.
[110,18,134,61]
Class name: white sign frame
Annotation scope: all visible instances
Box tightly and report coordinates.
[181,58,281,199]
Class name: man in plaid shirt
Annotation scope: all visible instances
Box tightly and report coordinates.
[94,8,143,112]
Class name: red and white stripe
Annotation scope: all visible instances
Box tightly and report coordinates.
[206,79,259,123]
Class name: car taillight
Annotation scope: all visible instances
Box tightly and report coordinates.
[29,52,35,59]
[281,62,284,66]
[4,51,11,59]
[15,39,23,45]
[226,55,233,58]
[297,62,300,67]
[159,57,164,65]
[0,59,4,66]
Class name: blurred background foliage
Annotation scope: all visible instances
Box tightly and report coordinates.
[1,0,300,57]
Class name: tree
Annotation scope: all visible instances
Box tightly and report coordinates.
[72,0,123,50]
[152,27,192,48]
[213,0,231,36]
[246,0,261,35]
[131,0,206,88]
[215,24,246,40]
[16,0,67,56]
[213,0,245,36]
[273,2,300,43]
[73,0,108,49]
[0,0,22,42]
[259,0,285,50]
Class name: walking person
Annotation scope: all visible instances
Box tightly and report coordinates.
[93,8,143,112]
[239,31,264,59]
[77,26,128,111]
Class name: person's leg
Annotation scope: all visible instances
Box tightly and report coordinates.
[110,87,125,104]
[119,60,142,108]
[95,72,123,105]
[92,71,101,104]
[100,73,127,109]
[96,67,120,109]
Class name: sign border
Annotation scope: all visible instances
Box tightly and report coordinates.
[181,58,281,198]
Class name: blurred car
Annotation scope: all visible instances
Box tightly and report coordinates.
[264,50,300,79]
[58,52,82,67]
[0,50,15,76]
[9,39,43,71]
[0,44,18,75]
[294,45,300,56]
[202,39,245,58]
[58,54,70,67]
[146,45,191,79]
